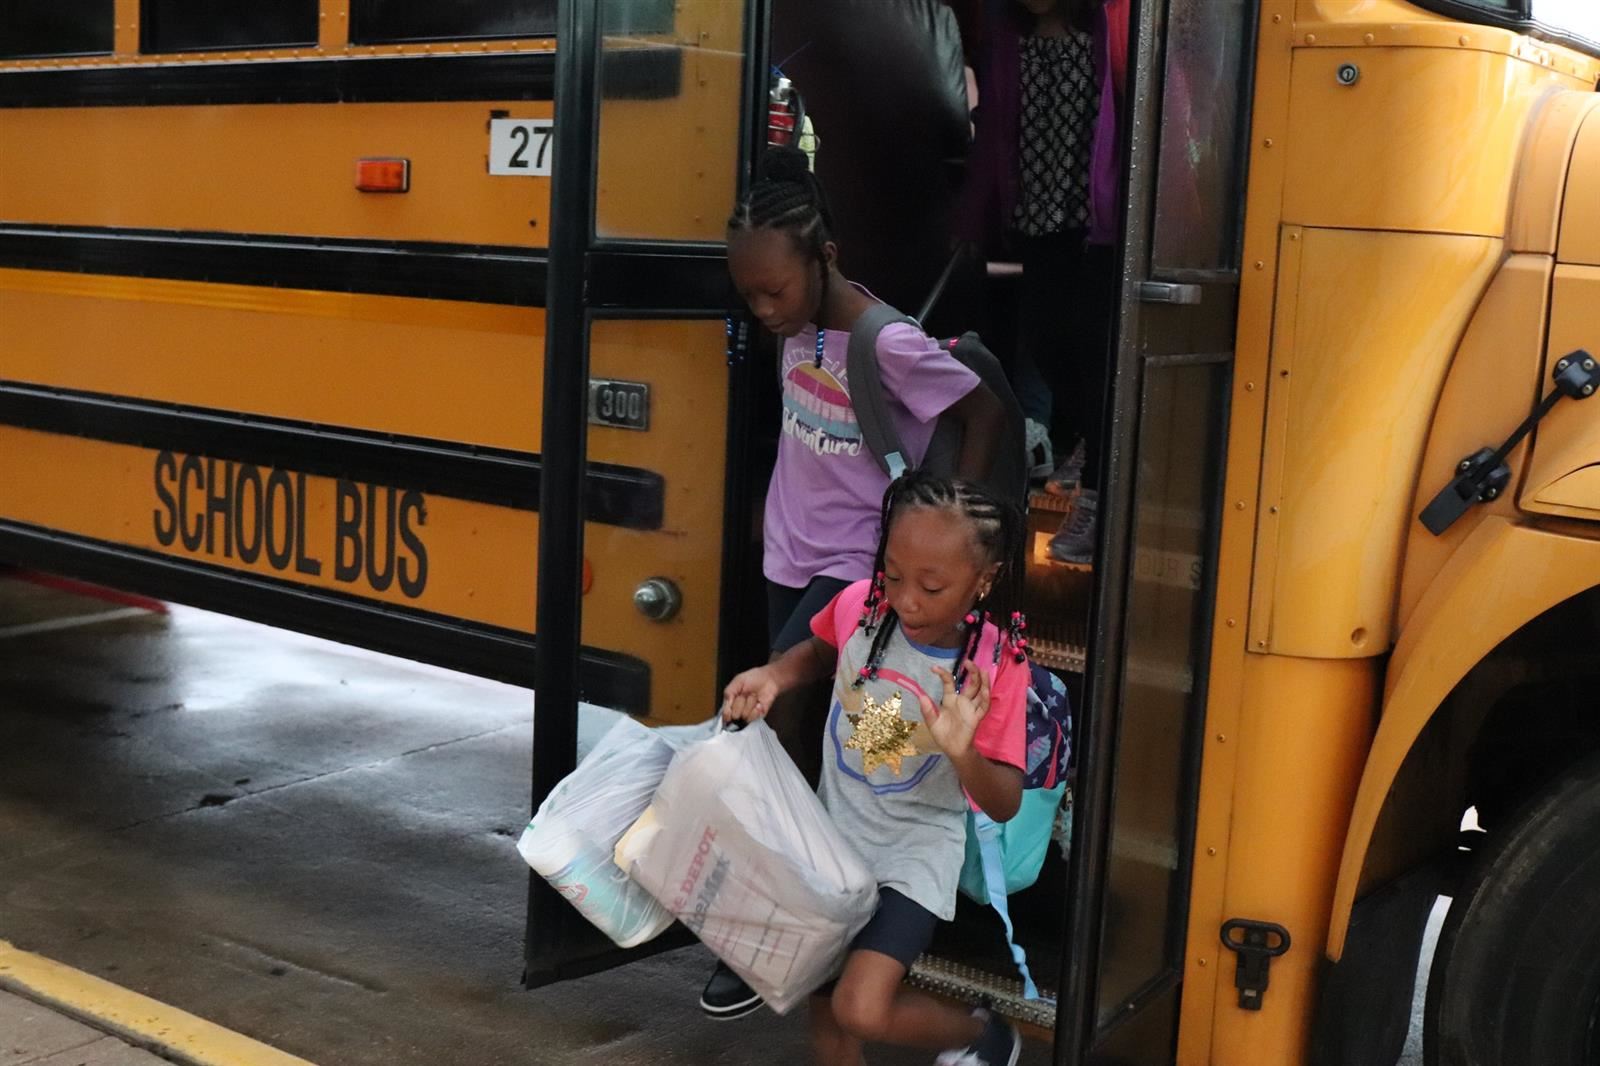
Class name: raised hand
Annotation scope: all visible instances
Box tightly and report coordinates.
[918,661,991,760]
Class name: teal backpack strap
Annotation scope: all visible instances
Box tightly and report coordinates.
[845,303,919,481]
[972,812,1042,1001]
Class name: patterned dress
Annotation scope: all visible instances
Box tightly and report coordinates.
[1012,30,1101,237]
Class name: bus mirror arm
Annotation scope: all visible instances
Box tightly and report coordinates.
[1420,349,1600,536]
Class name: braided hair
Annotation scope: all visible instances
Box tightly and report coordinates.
[727,146,836,307]
[853,471,1030,690]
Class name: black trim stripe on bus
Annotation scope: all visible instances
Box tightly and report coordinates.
[0,225,547,307]
[0,382,665,531]
[0,518,651,711]
[0,47,685,109]
[0,52,551,108]
[0,226,739,311]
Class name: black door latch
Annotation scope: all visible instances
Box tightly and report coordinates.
[1220,918,1290,1011]
[1420,349,1600,536]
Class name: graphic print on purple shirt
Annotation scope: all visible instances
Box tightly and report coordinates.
[763,314,981,590]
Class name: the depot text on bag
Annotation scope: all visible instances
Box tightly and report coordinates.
[614,721,878,1013]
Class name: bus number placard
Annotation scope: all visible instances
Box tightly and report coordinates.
[488,119,553,177]
[588,379,650,431]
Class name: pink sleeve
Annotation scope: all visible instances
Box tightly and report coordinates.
[874,323,981,424]
[809,579,872,649]
[973,656,1027,772]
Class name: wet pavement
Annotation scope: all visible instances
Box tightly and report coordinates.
[0,573,1052,1066]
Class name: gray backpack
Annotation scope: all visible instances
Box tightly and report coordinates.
[845,303,1027,505]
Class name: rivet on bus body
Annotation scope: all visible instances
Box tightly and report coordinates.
[1198,958,1208,967]
[1269,505,1279,514]
[1306,34,1316,45]
[1254,260,1265,270]
[1273,14,1282,23]
[1227,619,1237,627]
[1258,640,1268,648]
[1207,847,1218,856]
[1216,734,1227,743]
[1263,138,1274,148]
[1459,35,1470,46]
[1244,382,1255,392]
[1235,501,1246,510]
[1364,33,1375,45]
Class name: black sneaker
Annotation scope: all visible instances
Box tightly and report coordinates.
[699,960,763,1020]
[935,1010,1021,1066]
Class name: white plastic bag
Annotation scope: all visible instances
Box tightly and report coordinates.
[614,721,878,1013]
[517,716,715,948]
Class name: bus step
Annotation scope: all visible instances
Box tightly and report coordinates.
[907,954,1058,1030]
[1028,620,1087,674]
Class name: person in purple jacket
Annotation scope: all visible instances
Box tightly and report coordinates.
[959,0,1126,564]
[698,145,1005,1021]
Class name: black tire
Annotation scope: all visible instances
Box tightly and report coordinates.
[1425,752,1600,1066]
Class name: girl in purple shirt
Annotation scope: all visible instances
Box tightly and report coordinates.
[698,147,1004,1019]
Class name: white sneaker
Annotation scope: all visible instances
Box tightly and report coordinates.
[1024,419,1054,481]
[935,1009,1021,1066]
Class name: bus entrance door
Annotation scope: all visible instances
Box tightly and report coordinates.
[522,0,761,987]
[1056,0,1251,1061]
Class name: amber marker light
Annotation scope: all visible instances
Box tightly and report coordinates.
[355,157,410,192]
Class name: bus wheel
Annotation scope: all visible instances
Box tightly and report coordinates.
[1425,753,1600,1066]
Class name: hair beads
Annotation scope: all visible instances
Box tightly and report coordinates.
[850,471,1030,692]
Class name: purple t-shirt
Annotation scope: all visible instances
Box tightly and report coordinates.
[763,315,980,589]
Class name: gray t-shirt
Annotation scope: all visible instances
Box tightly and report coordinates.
[811,581,1027,921]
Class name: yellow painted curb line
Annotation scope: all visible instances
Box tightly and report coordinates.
[0,940,318,1066]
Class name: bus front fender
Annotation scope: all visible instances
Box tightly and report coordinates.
[1327,516,1600,958]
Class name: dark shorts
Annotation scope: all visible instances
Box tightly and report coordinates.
[815,888,940,1000]
[767,576,852,654]
[851,887,939,969]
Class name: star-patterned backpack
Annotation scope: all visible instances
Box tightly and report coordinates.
[957,662,1073,1001]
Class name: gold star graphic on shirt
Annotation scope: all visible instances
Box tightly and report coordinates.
[844,690,919,776]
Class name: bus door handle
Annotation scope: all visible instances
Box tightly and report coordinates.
[1139,281,1203,306]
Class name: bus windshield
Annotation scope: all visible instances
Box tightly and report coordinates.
[1532,0,1600,45]
[1438,0,1600,52]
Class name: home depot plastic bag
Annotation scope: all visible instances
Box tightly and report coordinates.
[517,716,716,948]
[613,721,878,1013]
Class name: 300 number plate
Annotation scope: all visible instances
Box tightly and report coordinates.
[588,379,650,431]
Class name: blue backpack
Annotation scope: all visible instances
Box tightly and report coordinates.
[958,663,1073,1000]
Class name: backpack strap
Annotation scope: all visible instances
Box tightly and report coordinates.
[972,812,1044,1001]
[845,303,921,481]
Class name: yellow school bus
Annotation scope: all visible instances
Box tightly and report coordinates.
[4,1,1600,1064]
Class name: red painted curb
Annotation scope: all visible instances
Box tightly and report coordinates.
[3,569,169,614]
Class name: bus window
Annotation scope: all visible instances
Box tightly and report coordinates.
[1149,0,1251,274]
[141,0,318,54]
[593,0,745,241]
[0,0,111,59]
[350,0,556,45]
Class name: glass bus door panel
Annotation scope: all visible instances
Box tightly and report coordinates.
[595,0,747,242]
[1093,356,1228,1028]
